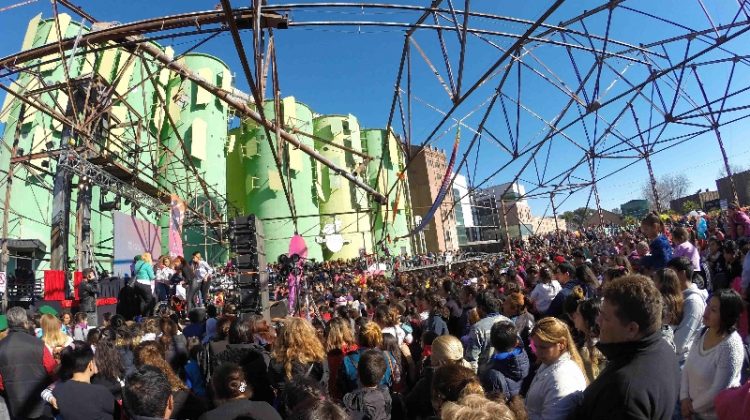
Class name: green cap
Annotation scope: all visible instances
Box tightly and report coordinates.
[0,315,7,331]
[38,304,58,317]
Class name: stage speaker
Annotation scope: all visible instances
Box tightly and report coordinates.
[230,214,266,271]
[237,271,270,321]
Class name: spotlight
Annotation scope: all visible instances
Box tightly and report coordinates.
[100,197,120,212]
[15,148,24,156]
[45,141,55,149]
[41,160,50,168]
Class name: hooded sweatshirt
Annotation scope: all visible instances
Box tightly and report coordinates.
[480,346,530,399]
[673,284,708,363]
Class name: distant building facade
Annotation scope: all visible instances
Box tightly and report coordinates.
[452,174,474,246]
[670,190,720,213]
[621,199,649,220]
[532,216,567,235]
[470,191,502,243]
[716,169,750,207]
[482,182,534,239]
[407,146,459,253]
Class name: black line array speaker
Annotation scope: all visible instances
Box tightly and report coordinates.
[230,214,269,320]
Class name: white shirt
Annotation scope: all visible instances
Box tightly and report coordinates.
[525,352,586,420]
[193,260,214,281]
[382,325,406,346]
[529,280,562,314]
[673,284,708,362]
[155,266,175,284]
[680,331,744,420]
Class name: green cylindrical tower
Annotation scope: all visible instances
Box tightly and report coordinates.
[313,115,372,260]
[234,98,322,263]
[362,129,412,256]
[156,53,230,264]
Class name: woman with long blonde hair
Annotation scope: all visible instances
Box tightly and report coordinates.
[41,313,72,357]
[269,317,326,392]
[524,317,586,420]
[406,335,472,418]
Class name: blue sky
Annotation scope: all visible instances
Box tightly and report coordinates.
[1,0,749,216]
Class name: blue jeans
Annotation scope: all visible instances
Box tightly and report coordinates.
[155,282,170,303]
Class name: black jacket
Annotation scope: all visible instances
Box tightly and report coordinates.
[480,347,530,399]
[0,328,50,418]
[570,332,680,420]
[344,386,392,420]
[79,279,98,312]
[405,367,435,419]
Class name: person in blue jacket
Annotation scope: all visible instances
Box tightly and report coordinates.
[640,212,673,273]
[480,321,530,400]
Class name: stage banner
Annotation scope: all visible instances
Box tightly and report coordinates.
[169,194,186,258]
[113,211,162,278]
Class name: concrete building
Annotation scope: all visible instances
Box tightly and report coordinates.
[532,216,567,235]
[717,169,750,207]
[482,182,534,239]
[621,199,649,220]
[452,173,474,246]
[469,191,502,242]
[407,146,459,253]
[670,190,720,213]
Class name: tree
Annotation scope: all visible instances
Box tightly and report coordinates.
[717,163,749,178]
[640,174,691,211]
[682,200,701,213]
[561,207,596,230]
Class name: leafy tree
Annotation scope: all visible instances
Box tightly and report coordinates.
[561,207,596,230]
[717,163,749,178]
[640,174,691,211]
[682,200,701,213]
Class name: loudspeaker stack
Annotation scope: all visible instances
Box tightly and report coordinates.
[230,214,270,320]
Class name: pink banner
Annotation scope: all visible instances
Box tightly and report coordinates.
[169,194,186,258]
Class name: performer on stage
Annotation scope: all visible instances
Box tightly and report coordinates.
[79,268,99,327]
[133,252,157,316]
[154,255,174,303]
[191,252,214,307]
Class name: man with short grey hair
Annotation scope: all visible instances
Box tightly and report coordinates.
[0,306,57,419]
[5,306,28,330]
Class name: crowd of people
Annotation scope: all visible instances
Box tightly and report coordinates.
[0,204,749,420]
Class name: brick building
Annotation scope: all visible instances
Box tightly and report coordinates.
[407,146,459,253]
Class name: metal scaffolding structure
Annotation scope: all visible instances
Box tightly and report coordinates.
[0,0,748,269]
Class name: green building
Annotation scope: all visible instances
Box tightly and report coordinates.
[0,13,231,281]
[227,98,323,263]
[0,14,417,283]
[620,199,649,220]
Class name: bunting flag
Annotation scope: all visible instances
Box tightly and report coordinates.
[392,180,401,223]
[168,194,186,258]
[396,128,460,239]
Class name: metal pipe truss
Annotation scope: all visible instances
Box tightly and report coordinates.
[56,149,165,213]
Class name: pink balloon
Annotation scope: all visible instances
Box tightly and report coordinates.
[288,234,308,261]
